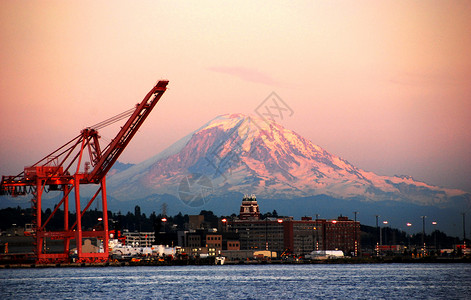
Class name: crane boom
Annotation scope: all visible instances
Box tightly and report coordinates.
[86,80,168,182]
[0,80,169,264]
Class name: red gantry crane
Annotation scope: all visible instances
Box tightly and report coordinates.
[0,80,169,264]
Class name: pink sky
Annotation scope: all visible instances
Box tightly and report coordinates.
[1,1,470,192]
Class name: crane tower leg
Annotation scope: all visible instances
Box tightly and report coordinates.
[63,184,70,256]
[74,176,83,261]
[34,178,44,261]
[101,177,109,260]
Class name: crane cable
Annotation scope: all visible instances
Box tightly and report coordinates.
[89,107,136,130]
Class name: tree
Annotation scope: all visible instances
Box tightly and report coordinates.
[134,205,141,218]
[199,210,218,228]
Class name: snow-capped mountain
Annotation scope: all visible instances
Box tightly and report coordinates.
[107,113,469,207]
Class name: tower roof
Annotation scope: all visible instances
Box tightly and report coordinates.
[239,194,260,220]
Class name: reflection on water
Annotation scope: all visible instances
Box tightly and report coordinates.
[1,264,470,299]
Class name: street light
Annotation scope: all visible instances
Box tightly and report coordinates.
[421,216,427,256]
[432,221,438,251]
[406,222,412,250]
[375,215,380,255]
[383,221,388,246]
[221,218,227,232]
[276,219,283,255]
[161,217,167,235]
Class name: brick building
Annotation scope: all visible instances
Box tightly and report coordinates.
[227,196,361,256]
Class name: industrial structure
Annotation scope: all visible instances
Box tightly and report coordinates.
[0,80,169,263]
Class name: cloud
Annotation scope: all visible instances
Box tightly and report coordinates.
[208,66,280,86]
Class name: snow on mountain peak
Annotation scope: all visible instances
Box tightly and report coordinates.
[107,113,469,207]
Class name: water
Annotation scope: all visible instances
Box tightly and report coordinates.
[1,264,470,299]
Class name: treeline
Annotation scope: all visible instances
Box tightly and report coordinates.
[1,206,466,249]
[360,224,466,250]
[0,206,222,234]
[0,206,187,233]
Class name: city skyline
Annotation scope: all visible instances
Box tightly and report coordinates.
[1,1,470,192]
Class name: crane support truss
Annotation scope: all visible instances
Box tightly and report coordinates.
[1,80,168,264]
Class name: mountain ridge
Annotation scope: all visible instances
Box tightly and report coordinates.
[107,113,469,208]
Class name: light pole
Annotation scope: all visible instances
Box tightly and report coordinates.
[375,215,380,255]
[406,222,412,250]
[96,217,104,248]
[431,221,438,253]
[277,219,283,256]
[161,217,167,234]
[421,216,427,255]
[383,221,388,246]
[221,218,227,232]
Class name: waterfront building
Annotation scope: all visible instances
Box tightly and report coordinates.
[230,218,287,254]
[228,196,361,256]
[205,234,223,251]
[122,231,155,247]
[323,216,361,255]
